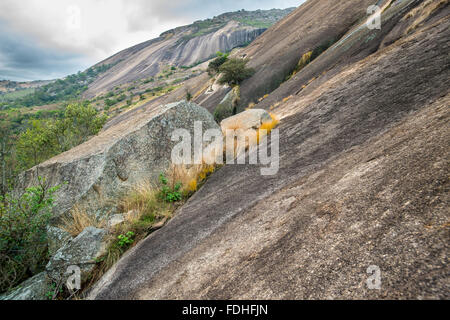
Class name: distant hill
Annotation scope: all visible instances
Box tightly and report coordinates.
[0,80,53,94]
[85,8,294,97]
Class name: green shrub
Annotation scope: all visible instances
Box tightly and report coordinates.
[105,98,116,107]
[218,58,254,86]
[116,94,127,102]
[117,232,135,248]
[213,86,240,123]
[0,178,60,293]
[158,173,182,203]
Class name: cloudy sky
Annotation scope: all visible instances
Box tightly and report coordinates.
[0,0,302,81]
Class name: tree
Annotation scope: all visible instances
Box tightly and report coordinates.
[16,120,57,170]
[218,58,255,86]
[62,102,107,146]
[16,103,107,171]
[207,52,229,76]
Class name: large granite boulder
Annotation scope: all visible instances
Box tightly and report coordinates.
[0,272,49,301]
[16,101,220,221]
[46,227,108,284]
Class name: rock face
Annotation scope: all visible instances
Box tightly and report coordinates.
[107,214,125,229]
[47,226,73,256]
[16,101,220,221]
[85,9,294,96]
[88,0,449,300]
[213,86,240,122]
[0,272,48,301]
[46,227,107,284]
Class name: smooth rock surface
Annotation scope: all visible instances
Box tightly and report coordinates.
[88,4,449,299]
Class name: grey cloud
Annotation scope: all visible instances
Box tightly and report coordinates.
[0,0,301,81]
[0,23,89,81]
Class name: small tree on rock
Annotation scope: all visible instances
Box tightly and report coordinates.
[217,58,254,87]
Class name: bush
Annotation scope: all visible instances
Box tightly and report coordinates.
[218,58,254,86]
[158,173,182,203]
[105,98,116,107]
[0,178,59,293]
[207,52,229,76]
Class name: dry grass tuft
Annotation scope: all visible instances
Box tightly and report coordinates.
[60,206,106,237]
[119,182,164,221]
[168,162,217,195]
[246,102,256,110]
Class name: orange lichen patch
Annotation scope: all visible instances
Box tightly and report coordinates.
[256,113,280,143]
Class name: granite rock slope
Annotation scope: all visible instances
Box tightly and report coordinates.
[88,2,450,299]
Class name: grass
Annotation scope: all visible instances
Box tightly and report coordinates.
[282,95,293,103]
[60,206,106,237]
[85,182,177,289]
[288,51,313,80]
[83,161,219,292]
[246,102,256,110]
[223,112,280,158]
[64,110,279,297]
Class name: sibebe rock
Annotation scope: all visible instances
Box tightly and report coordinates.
[16,101,220,222]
